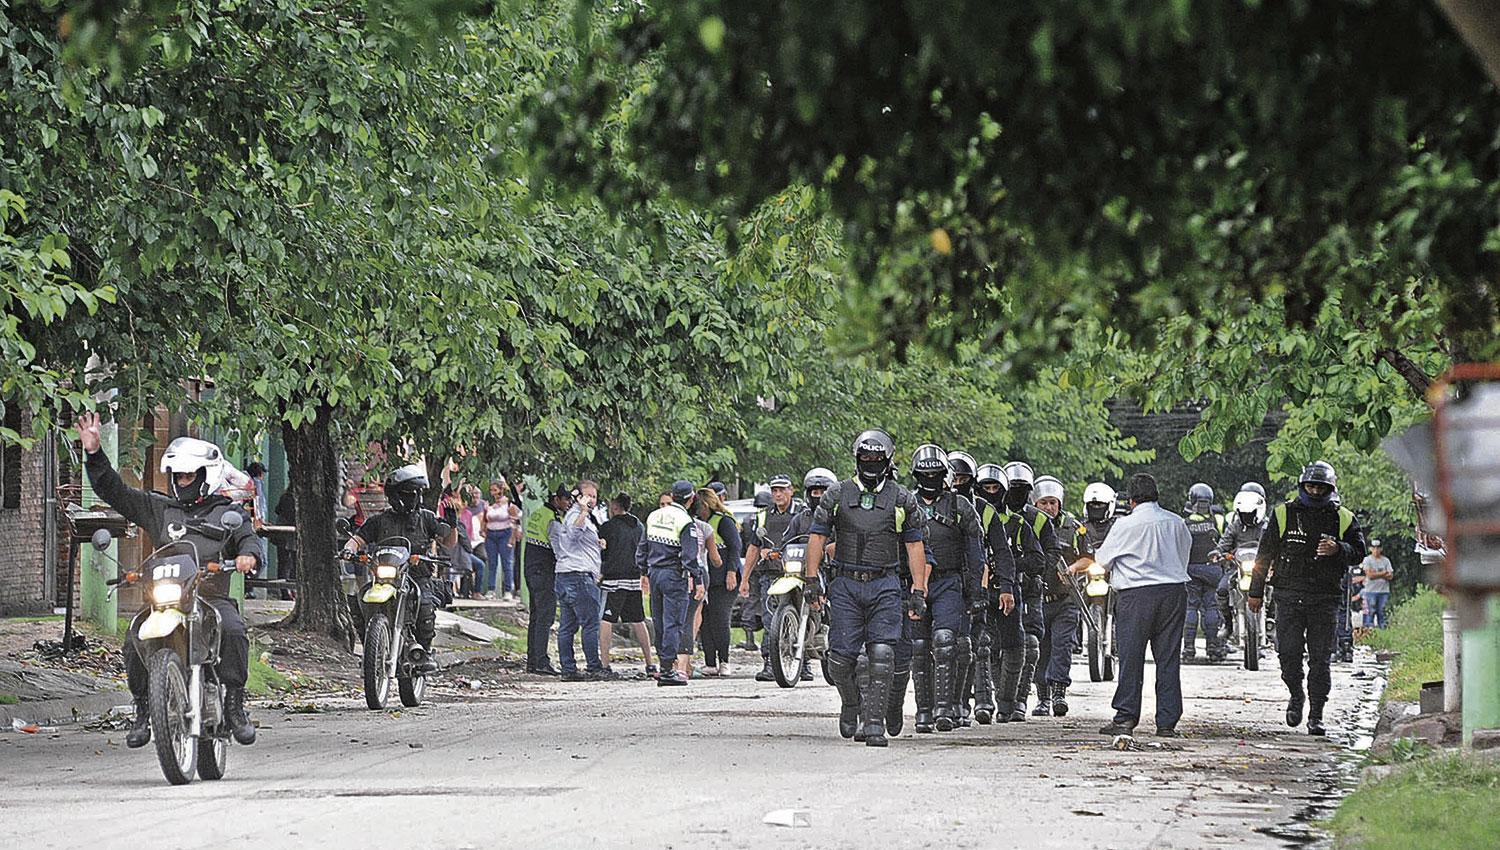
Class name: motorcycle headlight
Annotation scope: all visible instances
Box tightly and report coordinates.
[784,560,804,574]
[375,564,398,581]
[1239,573,1254,592]
[1086,564,1107,579]
[152,583,183,606]
[1239,560,1255,575]
[1085,579,1110,598]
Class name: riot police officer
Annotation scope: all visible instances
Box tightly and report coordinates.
[1249,463,1365,735]
[1183,482,1227,662]
[637,480,707,687]
[806,430,928,747]
[742,473,801,681]
[1000,461,1058,721]
[975,464,1040,723]
[1031,475,1090,716]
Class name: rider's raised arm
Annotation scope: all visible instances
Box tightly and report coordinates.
[83,448,162,534]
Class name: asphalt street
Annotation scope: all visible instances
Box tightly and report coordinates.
[0,647,1379,850]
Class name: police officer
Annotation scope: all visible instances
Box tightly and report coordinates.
[1182,483,1227,662]
[1211,486,1269,644]
[742,473,801,682]
[77,415,262,749]
[1000,461,1058,721]
[943,451,989,725]
[638,480,707,687]
[521,485,572,675]
[341,464,452,676]
[1081,483,1119,547]
[899,446,990,734]
[734,489,773,650]
[1249,462,1365,735]
[974,464,1038,723]
[1031,475,1090,716]
[806,430,928,747]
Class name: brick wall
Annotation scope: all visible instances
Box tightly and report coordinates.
[0,413,49,615]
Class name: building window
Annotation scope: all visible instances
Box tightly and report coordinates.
[1,404,20,510]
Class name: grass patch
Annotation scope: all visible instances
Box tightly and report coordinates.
[487,617,527,656]
[2,614,64,624]
[246,641,291,697]
[1329,754,1500,849]
[1360,586,1443,703]
[0,693,19,705]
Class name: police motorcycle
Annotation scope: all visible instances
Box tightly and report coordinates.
[1223,543,1265,670]
[101,511,247,785]
[348,537,445,709]
[1080,483,1117,683]
[764,534,830,687]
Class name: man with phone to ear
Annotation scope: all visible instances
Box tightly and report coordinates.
[1249,462,1365,736]
[554,480,607,681]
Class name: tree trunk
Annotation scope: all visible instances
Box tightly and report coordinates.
[279,406,353,643]
[1436,0,1500,89]
[1376,348,1435,400]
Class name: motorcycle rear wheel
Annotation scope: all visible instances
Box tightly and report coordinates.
[768,601,803,688]
[147,649,196,786]
[363,614,392,710]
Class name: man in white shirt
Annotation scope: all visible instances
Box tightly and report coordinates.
[1070,473,1191,737]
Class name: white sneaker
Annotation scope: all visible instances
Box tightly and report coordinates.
[719,662,732,676]
[483,592,497,600]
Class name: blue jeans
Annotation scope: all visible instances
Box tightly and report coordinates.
[1112,583,1187,729]
[554,572,602,673]
[484,528,515,594]
[1362,590,1390,628]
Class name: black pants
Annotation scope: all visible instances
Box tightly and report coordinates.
[124,598,248,698]
[1112,583,1186,730]
[1275,590,1339,704]
[526,566,557,668]
[702,580,735,667]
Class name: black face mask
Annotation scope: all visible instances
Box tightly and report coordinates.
[1085,503,1110,523]
[1004,485,1031,512]
[953,479,973,498]
[389,488,421,515]
[169,469,208,505]
[857,458,888,486]
[914,471,945,496]
[806,490,824,512]
[979,488,1005,507]
[1238,510,1258,528]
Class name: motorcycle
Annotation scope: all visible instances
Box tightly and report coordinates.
[1080,561,1116,682]
[763,535,829,687]
[101,512,245,786]
[354,537,442,709]
[1225,544,1267,670]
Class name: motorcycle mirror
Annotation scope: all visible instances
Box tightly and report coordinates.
[90,529,113,551]
[335,517,351,536]
[221,511,244,531]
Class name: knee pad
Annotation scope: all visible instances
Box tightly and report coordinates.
[911,637,930,659]
[1024,634,1040,661]
[867,641,895,663]
[932,629,956,653]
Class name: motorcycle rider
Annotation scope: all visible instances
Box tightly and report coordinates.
[1081,483,1119,548]
[1000,461,1058,721]
[341,464,451,676]
[637,480,707,687]
[975,464,1040,723]
[1031,475,1090,717]
[806,429,928,747]
[1211,486,1269,645]
[734,489,773,650]
[1248,462,1365,736]
[778,467,837,682]
[75,413,262,749]
[1182,483,1228,662]
[741,473,800,682]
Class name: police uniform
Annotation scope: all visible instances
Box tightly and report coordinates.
[988,504,1044,721]
[1183,509,1227,660]
[354,507,449,652]
[813,477,926,744]
[749,502,799,666]
[1250,497,1364,731]
[522,502,559,672]
[1033,511,1090,715]
[636,501,705,677]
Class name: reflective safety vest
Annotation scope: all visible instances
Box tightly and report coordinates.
[1273,503,1354,539]
[645,503,694,548]
[524,504,556,549]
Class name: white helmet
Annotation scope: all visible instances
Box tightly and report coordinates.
[1033,475,1065,503]
[803,467,837,490]
[160,437,228,504]
[1082,482,1117,523]
[1001,461,1035,488]
[1232,490,1267,524]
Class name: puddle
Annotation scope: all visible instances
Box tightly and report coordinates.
[1253,652,1386,848]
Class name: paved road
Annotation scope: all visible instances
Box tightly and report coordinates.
[0,648,1379,850]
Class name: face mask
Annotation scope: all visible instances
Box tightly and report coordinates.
[980,488,1004,507]
[389,488,421,515]
[1004,486,1030,511]
[169,469,208,505]
[806,493,821,512]
[1085,503,1109,523]
[1238,510,1258,528]
[857,458,888,485]
[1298,486,1332,508]
[914,472,945,496]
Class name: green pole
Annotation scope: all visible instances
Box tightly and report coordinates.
[1462,593,1500,746]
[80,423,119,634]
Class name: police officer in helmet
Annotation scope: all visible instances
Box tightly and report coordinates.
[974,463,1036,722]
[805,430,929,747]
[1030,475,1091,716]
[1000,461,1059,720]
[1249,462,1365,735]
[1182,482,1227,662]
[342,464,451,675]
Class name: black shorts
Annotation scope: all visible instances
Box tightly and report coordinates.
[602,590,645,624]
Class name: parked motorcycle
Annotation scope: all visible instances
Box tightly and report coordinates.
[102,513,245,786]
[763,535,829,687]
[356,537,441,710]
[1081,561,1116,682]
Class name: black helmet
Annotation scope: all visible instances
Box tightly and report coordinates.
[1299,462,1337,488]
[852,429,895,486]
[1186,482,1214,513]
[910,444,948,497]
[385,463,429,515]
[752,489,773,509]
[947,451,977,479]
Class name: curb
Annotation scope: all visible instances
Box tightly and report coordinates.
[0,690,132,728]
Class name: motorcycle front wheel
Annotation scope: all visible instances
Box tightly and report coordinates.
[1087,602,1114,682]
[1242,603,1261,671]
[363,614,392,710]
[768,601,803,688]
[398,672,426,707]
[197,731,228,780]
[147,649,196,785]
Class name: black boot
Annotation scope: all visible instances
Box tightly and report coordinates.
[955,635,974,728]
[853,655,871,741]
[826,655,862,739]
[912,638,935,733]
[1286,689,1305,728]
[932,630,957,732]
[1183,633,1197,662]
[994,648,1022,722]
[1307,701,1326,736]
[755,656,775,682]
[799,659,814,682]
[861,644,895,747]
[973,634,996,725]
[886,668,910,737]
[225,686,256,745]
[1051,683,1069,717]
[1031,678,1052,716]
[1011,636,1039,722]
[126,696,151,749]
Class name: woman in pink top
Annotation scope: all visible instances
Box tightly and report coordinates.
[486,480,523,600]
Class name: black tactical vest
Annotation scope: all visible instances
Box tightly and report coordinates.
[161,503,242,599]
[1082,518,1114,551]
[830,482,905,571]
[921,491,968,574]
[1184,512,1221,564]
